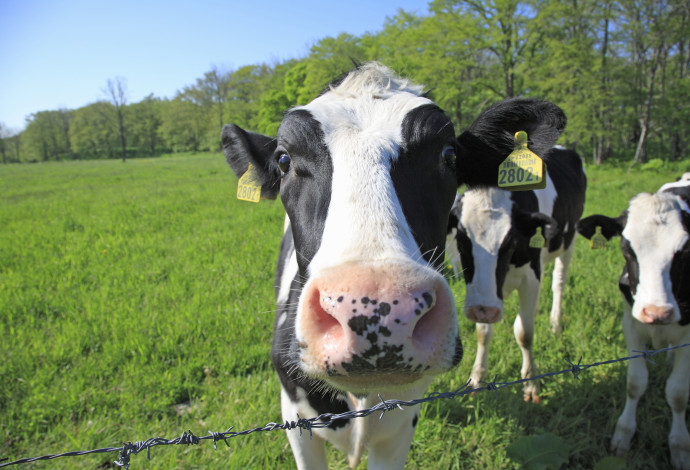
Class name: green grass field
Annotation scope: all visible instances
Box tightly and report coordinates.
[1,153,688,469]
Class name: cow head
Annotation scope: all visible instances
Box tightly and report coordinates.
[577,192,690,325]
[450,188,559,323]
[222,63,566,393]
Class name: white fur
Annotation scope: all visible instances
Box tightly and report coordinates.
[623,193,689,324]
[299,63,434,276]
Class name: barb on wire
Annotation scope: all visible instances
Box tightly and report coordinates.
[566,357,583,380]
[2,342,689,469]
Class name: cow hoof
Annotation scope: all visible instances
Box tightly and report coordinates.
[669,435,690,470]
[670,450,690,470]
[610,431,632,457]
[523,392,541,404]
[550,322,563,335]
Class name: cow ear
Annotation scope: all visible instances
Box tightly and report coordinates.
[455,98,566,187]
[221,124,281,200]
[576,213,626,240]
[513,209,559,242]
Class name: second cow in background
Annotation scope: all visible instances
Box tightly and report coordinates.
[446,147,586,402]
[576,178,690,470]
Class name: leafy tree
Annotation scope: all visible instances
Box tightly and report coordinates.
[0,122,9,163]
[22,110,72,162]
[158,97,205,152]
[430,0,540,99]
[619,0,674,168]
[104,77,129,162]
[128,94,164,156]
[255,61,299,136]
[70,102,119,159]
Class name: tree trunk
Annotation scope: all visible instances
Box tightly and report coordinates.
[118,110,126,162]
[629,118,648,171]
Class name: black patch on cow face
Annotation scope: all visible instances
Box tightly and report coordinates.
[277,110,333,274]
[393,104,458,269]
[494,235,518,299]
[619,237,639,304]
[452,336,463,366]
[671,240,690,325]
[451,197,477,283]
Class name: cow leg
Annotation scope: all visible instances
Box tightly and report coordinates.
[611,310,648,457]
[515,274,540,403]
[470,322,494,389]
[549,243,574,335]
[665,343,690,470]
[367,405,421,470]
[281,388,328,470]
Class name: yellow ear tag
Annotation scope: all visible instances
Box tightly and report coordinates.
[237,163,262,203]
[590,226,608,250]
[529,226,546,249]
[498,131,546,191]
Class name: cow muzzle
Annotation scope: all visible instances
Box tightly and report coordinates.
[466,305,503,324]
[295,261,460,391]
[638,304,676,325]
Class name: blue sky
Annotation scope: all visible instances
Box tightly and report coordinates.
[0,0,432,131]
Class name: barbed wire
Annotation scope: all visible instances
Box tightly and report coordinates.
[1,341,688,469]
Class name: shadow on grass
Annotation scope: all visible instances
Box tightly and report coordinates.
[423,355,678,469]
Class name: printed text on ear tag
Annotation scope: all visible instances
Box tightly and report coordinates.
[590,226,608,250]
[237,163,262,203]
[498,131,546,191]
[529,226,546,249]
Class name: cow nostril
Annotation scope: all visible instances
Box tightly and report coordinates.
[412,289,442,345]
[306,288,342,338]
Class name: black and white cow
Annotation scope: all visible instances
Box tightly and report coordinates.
[446,147,586,402]
[221,63,567,469]
[577,179,690,470]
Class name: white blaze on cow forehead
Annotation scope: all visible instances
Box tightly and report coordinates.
[460,188,513,250]
[624,193,689,254]
[301,64,436,273]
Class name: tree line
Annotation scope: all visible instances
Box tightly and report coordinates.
[2,0,688,165]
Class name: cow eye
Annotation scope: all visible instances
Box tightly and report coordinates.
[277,153,291,175]
[442,145,456,164]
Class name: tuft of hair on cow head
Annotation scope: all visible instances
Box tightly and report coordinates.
[576,212,628,241]
[455,98,567,188]
[221,124,281,200]
[512,208,560,244]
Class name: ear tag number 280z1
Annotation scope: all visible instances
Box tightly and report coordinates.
[237,163,261,203]
[498,131,547,191]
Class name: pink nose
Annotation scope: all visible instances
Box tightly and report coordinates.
[466,305,503,323]
[297,262,458,384]
[640,305,675,324]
